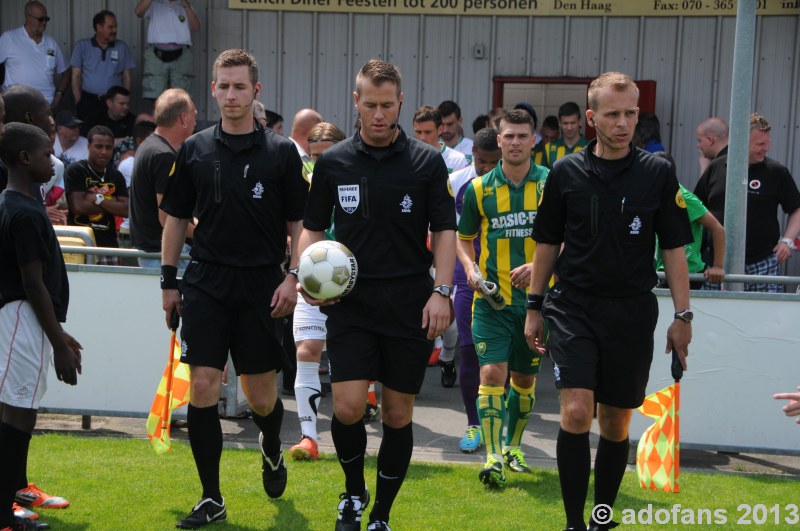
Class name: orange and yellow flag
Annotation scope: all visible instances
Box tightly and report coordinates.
[146,336,191,454]
[636,382,680,492]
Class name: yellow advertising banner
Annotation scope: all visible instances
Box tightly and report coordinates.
[230,0,799,17]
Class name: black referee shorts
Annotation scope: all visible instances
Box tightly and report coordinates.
[179,261,285,375]
[322,274,434,395]
[543,282,659,409]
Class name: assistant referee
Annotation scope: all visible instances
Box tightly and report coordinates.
[525,72,693,531]
[160,49,307,529]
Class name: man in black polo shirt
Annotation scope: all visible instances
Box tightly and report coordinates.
[160,49,306,529]
[525,72,693,531]
[300,60,456,531]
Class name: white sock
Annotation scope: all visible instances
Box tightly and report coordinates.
[439,320,458,363]
[294,361,321,441]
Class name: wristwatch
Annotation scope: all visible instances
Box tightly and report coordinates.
[674,309,693,323]
[94,193,105,206]
[433,285,452,298]
[287,268,299,279]
[779,237,797,250]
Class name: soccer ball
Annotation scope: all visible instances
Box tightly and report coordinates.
[298,241,358,301]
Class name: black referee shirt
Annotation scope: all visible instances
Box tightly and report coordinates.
[160,122,306,267]
[304,128,456,280]
[532,140,692,297]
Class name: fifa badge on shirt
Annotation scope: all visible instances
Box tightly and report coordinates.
[338,184,360,214]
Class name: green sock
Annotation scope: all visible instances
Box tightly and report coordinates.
[477,384,506,460]
[504,378,536,448]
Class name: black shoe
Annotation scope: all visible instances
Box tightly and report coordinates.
[588,520,619,531]
[260,433,287,499]
[367,520,391,531]
[440,360,456,388]
[335,489,370,531]
[175,498,226,529]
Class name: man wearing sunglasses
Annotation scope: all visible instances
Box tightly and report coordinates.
[0,1,70,107]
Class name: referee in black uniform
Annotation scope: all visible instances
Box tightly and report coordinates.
[160,49,307,529]
[525,72,693,531]
[299,60,456,531]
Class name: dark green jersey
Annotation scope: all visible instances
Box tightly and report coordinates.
[458,161,548,306]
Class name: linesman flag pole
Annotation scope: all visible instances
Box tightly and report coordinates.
[636,349,683,492]
[146,310,191,454]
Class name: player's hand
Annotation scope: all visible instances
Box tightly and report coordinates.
[63,331,83,375]
[665,320,691,370]
[53,342,79,385]
[162,288,182,329]
[465,269,480,290]
[510,264,531,290]
[703,265,725,285]
[774,387,800,423]
[422,293,450,340]
[270,276,298,317]
[296,283,339,307]
[524,310,547,354]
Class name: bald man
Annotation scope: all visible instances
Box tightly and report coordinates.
[289,108,323,160]
[696,117,729,175]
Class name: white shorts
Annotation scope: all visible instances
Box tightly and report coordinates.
[292,293,327,342]
[0,301,51,409]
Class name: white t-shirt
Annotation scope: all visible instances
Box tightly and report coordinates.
[54,136,90,166]
[448,165,477,223]
[117,156,135,230]
[0,27,68,103]
[440,144,469,174]
[144,0,192,46]
[452,136,474,164]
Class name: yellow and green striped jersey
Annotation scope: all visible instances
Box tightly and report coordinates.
[532,143,547,166]
[543,137,588,168]
[457,161,548,307]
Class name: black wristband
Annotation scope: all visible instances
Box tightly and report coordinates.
[526,293,545,311]
[160,265,179,290]
[287,268,299,279]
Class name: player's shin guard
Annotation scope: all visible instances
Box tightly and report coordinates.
[188,404,224,502]
[253,397,284,456]
[439,321,458,363]
[504,378,536,448]
[477,385,506,461]
[294,361,321,441]
[331,415,367,496]
[370,422,413,524]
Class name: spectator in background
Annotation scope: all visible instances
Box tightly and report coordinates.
[82,86,135,143]
[472,114,490,135]
[633,111,665,153]
[695,117,729,175]
[70,10,136,124]
[130,88,196,269]
[774,387,800,424]
[489,107,506,129]
[117,120,156,259]
[54,111,89,166]
[0,1,70,107]
[135,0,201,104]
[65,125,129,265]
[43,114,67,226]
[266,110,284,135]
[289,108,322,182]
[253,100,268,127]
[694,113,800,293]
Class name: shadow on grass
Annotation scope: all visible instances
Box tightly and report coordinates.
[28,514,89,531]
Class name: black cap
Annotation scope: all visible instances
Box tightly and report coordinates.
[513,103,538,129]
[55,110,82,128]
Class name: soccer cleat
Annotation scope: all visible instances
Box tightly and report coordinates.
[440,360,456,388]
[478,456,506,488]
[366,521,391,531]
[260,433,288,499]
[335,489,370,531]
[459,426,483,453]
[503,447,532,473]
[588,520,620,531]
[5,516,50,530]
[289,436,319,461]
[175,497,226,529]
[428,339,442,366]
[363,402,380,423]
[12,504,38,520]
[15,484,69,509]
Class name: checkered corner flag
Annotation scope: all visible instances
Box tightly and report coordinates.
[146,310,191,454]
[636,349,683,492]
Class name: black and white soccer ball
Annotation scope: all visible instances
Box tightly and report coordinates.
[298,241,358,301]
